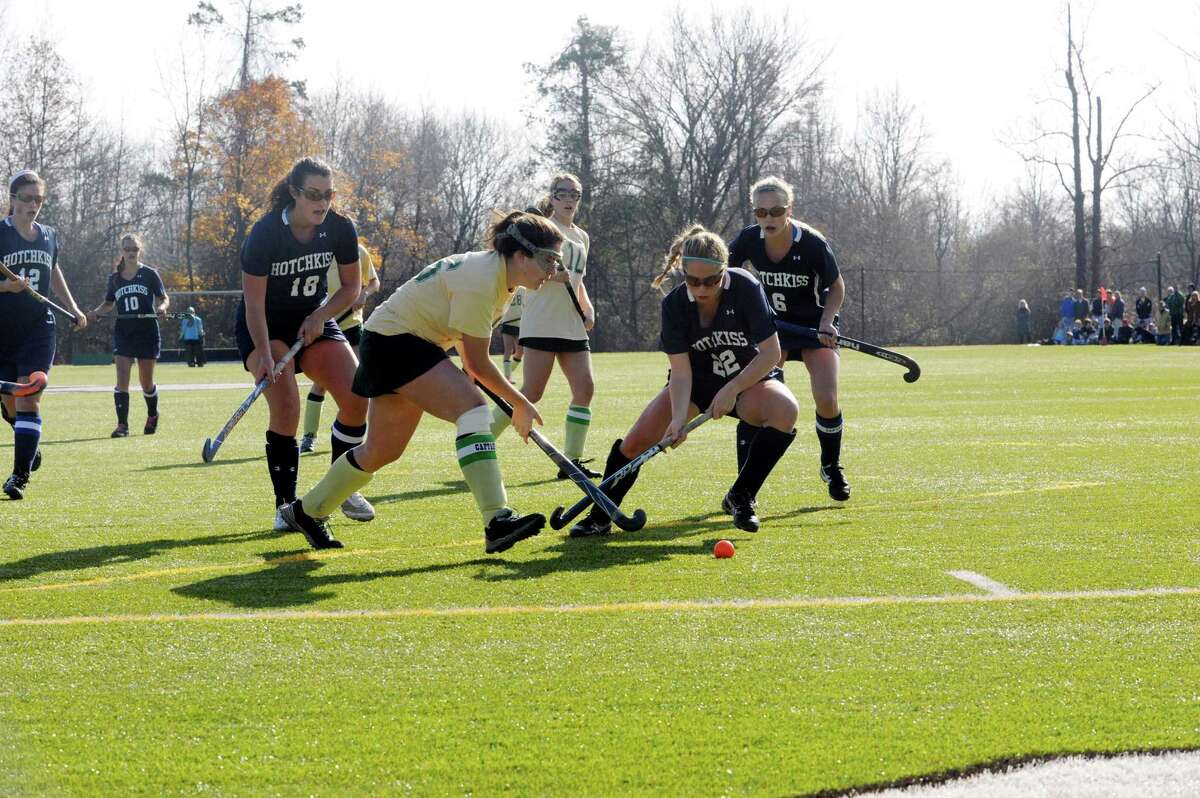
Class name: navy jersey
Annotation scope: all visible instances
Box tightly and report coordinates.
[106,265,166,316]
[240,206,358,315]
[660,268,778,385]
[727,221,839,327]
[0,217,58,332]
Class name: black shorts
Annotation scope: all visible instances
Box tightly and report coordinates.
[352,330,449,397]
[519,336,589,353]
[0,320,55,381]
[235,304,346,375]
[500,323,520,337]
[342,324,363,347]
[113,318,161,360]
[668,367,784,421]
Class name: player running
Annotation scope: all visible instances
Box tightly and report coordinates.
[86,233,169,437]
[497,285,524,382]
[281,210,563,552]
[0,170,89,499]
[569,224,799,537]
[728,176,850,501]
[492,174,599,478]
[236,156,373,529]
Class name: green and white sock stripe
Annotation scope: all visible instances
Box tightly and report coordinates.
[456,433,498,467]
[566,405,592,426]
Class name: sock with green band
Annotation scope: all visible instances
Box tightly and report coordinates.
[303,449,373,518]
[303,392,325,438]
[457,405,507,523]
[564,404,591,460]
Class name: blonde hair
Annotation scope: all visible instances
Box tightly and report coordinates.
[114,232,145,271]
[651,223,729,291]
[750,175,794,207]
[545,172,582,213]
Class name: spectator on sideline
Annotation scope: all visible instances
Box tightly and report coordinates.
[1135,287,1153,327]
[1073,288,1089,322]
[1116,317,1133,344]
[1091,290,1104,324]
[1185,290,1200,345]
[1101,316,1115,344]
[1017,299,1032,343]
[1059,292,1074,330]
[1165,286,1185,344]
[179,306,205,367]
[1157,302,1173,345]
[1109,290,1125,322]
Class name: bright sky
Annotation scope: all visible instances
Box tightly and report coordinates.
[6,0,1199,206]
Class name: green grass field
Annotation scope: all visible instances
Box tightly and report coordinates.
[1,345,1197,796]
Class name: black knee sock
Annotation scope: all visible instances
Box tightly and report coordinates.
[1,402,13,428]
[731,426,796,500]
[586,439,638,522]
[330,420,366,463]
[12,412,40,476]
[114,390,130,425]
[815,412,843,467]
[735,419,759,472]
[265,430,299,507]
[144,385,158,417]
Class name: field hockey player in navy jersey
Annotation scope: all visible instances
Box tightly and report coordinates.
[87,233,169,437]
[0,170,89,500]
[236,157,373,531]
[569,224,799,537]
[727,176,851,502]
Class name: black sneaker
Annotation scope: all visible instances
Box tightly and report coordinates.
[111,423,129,438]
[4,472,29,500]
[299,433,316,454]
[569,515,612,538]
[820,464,851,501]
[722,490,760,532]
[557,458,602,480]
[279,500,343,550]
[485,509,545,553]
[144,415,159,435]
[31,448,41,472]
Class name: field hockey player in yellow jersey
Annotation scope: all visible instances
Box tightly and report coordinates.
[492,173,598,478]
[280,211,565,552]
[300,242,380,455]
[497,285,524,381]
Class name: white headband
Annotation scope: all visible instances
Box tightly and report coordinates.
[9,170,39,193]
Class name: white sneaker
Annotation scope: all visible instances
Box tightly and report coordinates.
[274,505,297,531]
[340,491,375,522]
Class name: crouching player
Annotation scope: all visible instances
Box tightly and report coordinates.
[281,210,564,552]
[569,224,799,537]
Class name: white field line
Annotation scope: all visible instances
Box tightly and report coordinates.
[44,382,313,394]
[1,586,1198,627]
[947,570,1021,597]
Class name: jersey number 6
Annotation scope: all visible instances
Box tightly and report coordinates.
[771,292,787,312]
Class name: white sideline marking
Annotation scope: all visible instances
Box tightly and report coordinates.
[947,570,1021,597]
[1,586,1197,627]
[44,382,313,394]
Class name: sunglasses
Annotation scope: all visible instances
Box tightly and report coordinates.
[683,270,726,289]
[122,247,140,254]
[294,186,337,202]
[11,193,45,205]
[553,189,582,201]
[753,206,788,219]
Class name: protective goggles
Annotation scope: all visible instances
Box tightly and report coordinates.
[502,224,563,271]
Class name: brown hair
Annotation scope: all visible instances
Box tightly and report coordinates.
[487,210,563,258]
[113,233,145,272]
[7,171,46,217]
[544,172,582,213]
[651,223,729,291]
[269,156,334,213]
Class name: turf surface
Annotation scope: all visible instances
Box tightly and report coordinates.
[1,345,1197,795]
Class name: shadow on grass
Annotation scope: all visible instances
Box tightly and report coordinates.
[0,529,286,583]
[0,436,120,448]
[367,477,560,506]
[138,454,265,471]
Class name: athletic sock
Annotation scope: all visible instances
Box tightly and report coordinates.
[330,419,366,463]
[456,405,507,524]
[1,402,13,428]
[303,391,325,438]
[564,405,591,460]
[584,439,638,522]
[489,404,513,439]
[731,426,796,500]
[12,412,40,476]
[264,430,299,507]
[735,419,760,472]
[114,390,130,426]
[303,449,373,518]
[815,412,843,467]
[502,359,513,379]
[144,385,158,417]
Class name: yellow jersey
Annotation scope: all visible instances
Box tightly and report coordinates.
[327,243,377,331]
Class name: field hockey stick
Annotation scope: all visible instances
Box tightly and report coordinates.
[0,262,80,324]
[0,371,47,397]
[201,339,303,463]
[775,320,921,383]
[98,313,186,320]
[549,411,712,530]
[473,378,647,532]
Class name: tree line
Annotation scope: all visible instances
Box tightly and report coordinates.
[1,2,1196,353]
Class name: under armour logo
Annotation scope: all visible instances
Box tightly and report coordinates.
[793,255,801,260]
[318,232,327,238]
[725,309,735,315]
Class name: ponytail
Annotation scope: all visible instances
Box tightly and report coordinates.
[652,223,728,292]
[269,156,334,213]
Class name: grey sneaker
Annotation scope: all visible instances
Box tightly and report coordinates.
[299,433,316,454]
[569,515,612,538]
[340,491,375,522]
[274,505,296,532]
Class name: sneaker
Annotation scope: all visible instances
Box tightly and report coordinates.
[273,505,296,532]
[569,515,612,538]
[484,509,545,554]
[111,423,129,438]
[820,464,851,501]
[31,448,41,472]
[144,415,159,435]
[722,490,760,533]
[3,472,28,500]
[340,491,375,522]
[280,500,343,550]
[299,433,316,454]
[557,458,602,480]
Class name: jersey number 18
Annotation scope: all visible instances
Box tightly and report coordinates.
[290,275,320,297]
